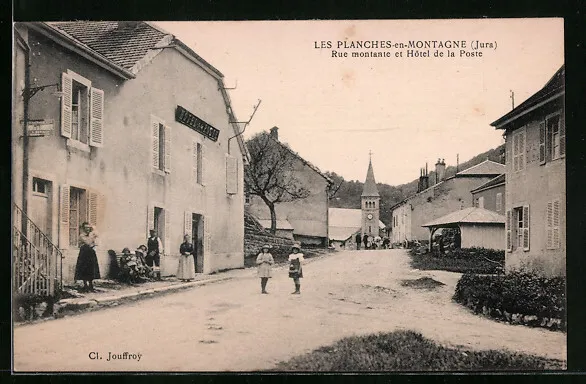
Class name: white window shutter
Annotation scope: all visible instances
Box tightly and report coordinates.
[539,121,546,164]
[519,131,525,170]
[88,191,99,229]
[505,210,512,252]
[553,200,560,249]
[496,193,502,212]
[152,120,160,170]
[204,214,212,258]
[61,73,73,138]
[184,211,192,237]
[226,156,238,194]
[560,113,565,157]
[546,201,553,249]
[200,144,206,186]
[164,209,171,255]
[59,184,70,248]
[89,87,104,147]
[146,204,154,239]
[164,125,172,173]
[522,205,530,251]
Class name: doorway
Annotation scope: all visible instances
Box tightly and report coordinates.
[30,177,52,240]
[191,213,204,273]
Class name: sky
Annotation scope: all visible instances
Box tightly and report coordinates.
[155,19,564,186]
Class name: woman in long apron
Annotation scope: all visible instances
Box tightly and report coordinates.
[74,222,100,292]
[177,235,196,282]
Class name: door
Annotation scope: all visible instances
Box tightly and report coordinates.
[192,213,204,273]
[30,178,52,240]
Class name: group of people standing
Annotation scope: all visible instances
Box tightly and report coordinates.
[74,225,197,290]
[355,233,390,250]
[256,242,304,295]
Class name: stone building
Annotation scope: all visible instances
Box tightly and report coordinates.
[470,174,505,214]
[12,21,247,284]
[490,64,565,277]
[390,159,505,244]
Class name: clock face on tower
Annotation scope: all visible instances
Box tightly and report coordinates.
[367,214,373,220]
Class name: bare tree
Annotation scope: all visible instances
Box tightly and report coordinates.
[244,132,310,234]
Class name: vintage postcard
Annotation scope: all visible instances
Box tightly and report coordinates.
[12,18,566,372]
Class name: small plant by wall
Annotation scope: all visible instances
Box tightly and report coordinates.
[453,271,566,331]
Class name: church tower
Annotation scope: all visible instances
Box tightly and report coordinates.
[361,155,380,237]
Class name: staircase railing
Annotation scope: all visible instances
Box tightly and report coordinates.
[13,203,63,297]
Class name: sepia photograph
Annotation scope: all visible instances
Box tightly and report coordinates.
[11,18,566,372]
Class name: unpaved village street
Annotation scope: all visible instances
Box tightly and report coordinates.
[13,249,566,372]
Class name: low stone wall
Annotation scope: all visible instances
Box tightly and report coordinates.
[245,232,295,258]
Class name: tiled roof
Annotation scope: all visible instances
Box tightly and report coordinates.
[269,136,333,184]
[471,173,505,193]
[456,159,505,177]
[362,159,380,197]
[49,21,168,71]
[422,207,505,227]
[491,64,565,129]
[329,226,360,241]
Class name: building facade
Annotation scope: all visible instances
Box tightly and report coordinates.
[470,174,505,214]
[13,22,247,282]
[490,64,565,277]
[246,127,332,247]
[390,159,505,243]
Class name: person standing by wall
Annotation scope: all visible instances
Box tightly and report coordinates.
[146,229,163,280]
[288,242,304,294]
[177,235,196,282]
[74,222,100,292]
[256,244,274,294]
[362,233,369,250]
[355,233,362,250]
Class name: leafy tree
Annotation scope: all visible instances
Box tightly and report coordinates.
[244,132,310,234]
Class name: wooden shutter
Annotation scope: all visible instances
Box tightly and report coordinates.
[226,156,238,194]
[88,191,99,229]
[192,140,198,183]
[164,125,172,173]
[152,120,160,170]
[560,112,566,157]
[200,143,206,186]
[496,193,502,212]
[89,87,104,147]
[522,205,530,251]
[519,130,525,170]
[59,184,70,248]
[164,209,171,255]
[204,214,212,260]
[184,211,192,237]
[546,119,553,163]
[553,200,560,249]
[546,201,553,249]
[146,204,154,239]
[539,121,546,164]
[61,73,73,138]
[505,210,512,252]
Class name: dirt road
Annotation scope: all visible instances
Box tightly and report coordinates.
[13,249,566,372]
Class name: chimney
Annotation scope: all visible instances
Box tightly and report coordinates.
[435,158,446,183]
[269,126,279,140]
[422,163,429,190]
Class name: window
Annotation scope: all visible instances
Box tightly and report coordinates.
[506,205,529,252]
[496,193,502,212]
[512,128,526,172]
[32,177,49,195]
[541,112,565,164]
[152,117,171,173]
[147,205,169,254]
[61,71,103,147]
[245,193,251,205]
[546,199,561,249]
[58,185,101,248]
[68,187,87,247]
[478,196,485,209]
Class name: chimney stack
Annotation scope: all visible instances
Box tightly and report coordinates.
[435,158,446,183]
[269,126,279,140]
[417,165,430,192]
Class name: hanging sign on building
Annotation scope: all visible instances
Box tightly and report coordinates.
[26,119,55,137]
[175,106,220,142]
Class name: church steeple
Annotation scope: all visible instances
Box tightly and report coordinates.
[362,158,380,197]
[361,154,381,238]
